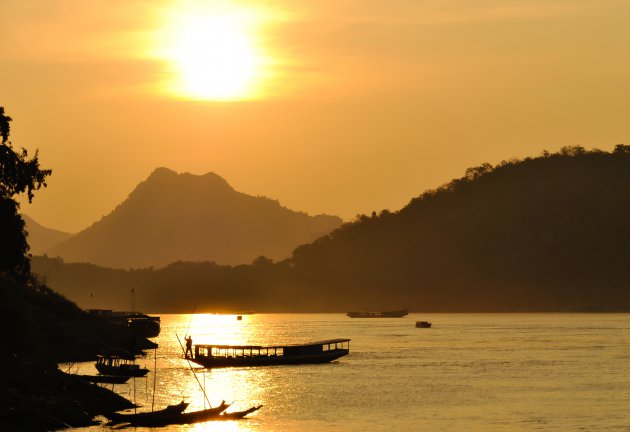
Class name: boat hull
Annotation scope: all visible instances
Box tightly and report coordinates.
[95,364,149,377]
[107,402,228,427]
[191,349,349,368]
[79,374,131,384]
[347,309,409,318]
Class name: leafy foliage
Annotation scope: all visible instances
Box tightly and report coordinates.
[0,107,51,280]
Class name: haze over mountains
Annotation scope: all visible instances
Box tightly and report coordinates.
[22,215,72,255]
[33,146,630,312]
[45,168,342,268]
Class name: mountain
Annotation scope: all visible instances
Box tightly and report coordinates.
[286,145,630,311]
[47,168,343,268]
[22,214,73,255]
[32,146,630,312]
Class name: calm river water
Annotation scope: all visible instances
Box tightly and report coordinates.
[71,313,630,431]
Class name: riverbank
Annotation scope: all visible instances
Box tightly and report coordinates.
[0,358,134,431]
[0,277,155,430]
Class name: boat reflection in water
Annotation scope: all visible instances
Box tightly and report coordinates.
[189,339,351,368]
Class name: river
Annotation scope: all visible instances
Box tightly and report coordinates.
[70,313,630,431]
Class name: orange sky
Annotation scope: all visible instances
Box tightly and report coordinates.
[2,0,629,233]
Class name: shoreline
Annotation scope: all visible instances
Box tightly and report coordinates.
[1,358,135,431]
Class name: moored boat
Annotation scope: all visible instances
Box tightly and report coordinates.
[219,405,263,420]
[189,339,350,368]
[347,309,409,318]
[106,400,197,426]
[87,309,161,338]
[95,355,149,377]
[77,374,131,384]
[106,401,244,427]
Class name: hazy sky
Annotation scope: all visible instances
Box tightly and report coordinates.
[2,0,629,232]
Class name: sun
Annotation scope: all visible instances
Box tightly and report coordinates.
[156,2,271,101]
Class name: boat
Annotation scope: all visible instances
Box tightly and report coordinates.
[416,321,432,328]
[106,400,193,425]
[219,405,263,420]
[77,374,131,384]
[189,339,351,368]
[106,401,245,427]
[346,309,409,318]
[87,309,161,338]
[95,355,149,377]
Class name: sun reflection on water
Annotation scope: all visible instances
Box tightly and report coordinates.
[69,314,354,431]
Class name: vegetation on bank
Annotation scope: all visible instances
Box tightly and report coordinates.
[0,106,143,430]
[33,145,630,313]
[0,106,51,281]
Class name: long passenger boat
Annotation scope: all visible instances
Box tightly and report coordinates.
[346,309,408,318]
[189,339,350,368]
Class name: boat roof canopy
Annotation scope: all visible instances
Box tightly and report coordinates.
[97,354,138,360]
[195,338,351,350]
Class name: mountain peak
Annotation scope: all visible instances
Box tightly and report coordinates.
[46,168,342,268]
[147,167,177,179]
[144,168,233,192]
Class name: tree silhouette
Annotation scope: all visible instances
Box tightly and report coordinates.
[0,106,51,280]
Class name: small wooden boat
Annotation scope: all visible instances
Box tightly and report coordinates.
[107,401,234,427]
[416,321,432,328]
[347,309,409,318]
[106,400,191,425]
[95,355,149,377]
[219,405,263,420]
[189,339,350,368]
[78,374,131,384]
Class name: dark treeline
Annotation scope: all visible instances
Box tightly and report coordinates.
[1,106,140,431]
[33,145,630,312]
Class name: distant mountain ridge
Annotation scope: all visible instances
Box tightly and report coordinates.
[22,214,73,255]
[47,168,343,268]
[33,146,630,312]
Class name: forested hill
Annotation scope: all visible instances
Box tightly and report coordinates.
[33,146,630,312]
[289,145,630,311]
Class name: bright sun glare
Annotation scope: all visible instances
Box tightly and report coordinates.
[158,2,270,101]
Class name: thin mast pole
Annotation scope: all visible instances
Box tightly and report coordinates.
[176,333,212,408]
[151,347,157,411]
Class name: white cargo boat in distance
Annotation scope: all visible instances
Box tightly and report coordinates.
[188,339,350,368]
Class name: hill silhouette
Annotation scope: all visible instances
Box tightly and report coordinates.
[47,168,342,268]
[288,146,630,311]
[22,214,73,255]
[33,147,630,312]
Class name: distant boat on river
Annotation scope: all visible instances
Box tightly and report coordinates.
[188,339,350,368]
[416,321,432,328]
[346,309,409,318]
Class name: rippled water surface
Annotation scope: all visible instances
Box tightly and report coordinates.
[71,313,630,431]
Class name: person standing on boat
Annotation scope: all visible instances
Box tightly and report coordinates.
[185,336,193,359]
